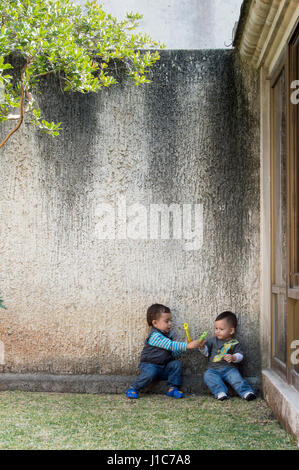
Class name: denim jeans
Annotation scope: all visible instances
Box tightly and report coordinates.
[203,366,255,398]
[131,360,182,391]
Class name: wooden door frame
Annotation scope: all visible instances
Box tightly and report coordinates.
[270,21,299,390]
[270,48,288,380]
[287,21,299,390]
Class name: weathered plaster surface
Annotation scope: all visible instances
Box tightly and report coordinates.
[74,0,243,50]
[0,51,260,382]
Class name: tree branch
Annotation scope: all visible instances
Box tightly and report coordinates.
[0,62,30,149]
[32,69,55,79]
[6,90,34,120]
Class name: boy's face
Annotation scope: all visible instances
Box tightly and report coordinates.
[214,319,235,341]
[152,312,172,333]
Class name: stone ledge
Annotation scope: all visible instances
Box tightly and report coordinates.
[234,0,299,69]
[262,369,299,445]
[0,373,261,396]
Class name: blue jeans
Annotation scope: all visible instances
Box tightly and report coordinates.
[131,360,182,391]
[204,366,255,398]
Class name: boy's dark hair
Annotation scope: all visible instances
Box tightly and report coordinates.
[216,311,237,329]
[147,304,171,326]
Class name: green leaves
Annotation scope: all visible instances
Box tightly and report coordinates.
[0,0,165,147]
[0,56,13,91]
[31,107,62,136]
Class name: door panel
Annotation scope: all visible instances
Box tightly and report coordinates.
[288,26,299,390]
[271,65,287,376]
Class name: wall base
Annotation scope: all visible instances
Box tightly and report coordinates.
[0,373,261,395]
[262,369,299,445]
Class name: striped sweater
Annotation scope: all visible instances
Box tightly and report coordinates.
[148,331,187,356]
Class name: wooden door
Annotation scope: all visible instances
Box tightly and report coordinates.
[270,23,299,391]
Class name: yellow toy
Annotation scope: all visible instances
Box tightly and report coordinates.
[184,323,207,344]
[183,323,192,343]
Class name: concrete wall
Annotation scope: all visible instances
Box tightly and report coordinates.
[74,0,243,49]
[0,50,260,385]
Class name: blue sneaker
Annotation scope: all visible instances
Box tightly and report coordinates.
[166,387,184,399]
[125,388,139,399]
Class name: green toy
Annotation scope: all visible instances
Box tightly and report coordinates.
[198,331,207,342]
[213,339,239,362]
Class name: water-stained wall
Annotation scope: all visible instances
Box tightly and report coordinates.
[74,0,243,50]
[0,50,260,383]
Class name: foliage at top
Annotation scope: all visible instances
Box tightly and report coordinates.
[0,0,164,148]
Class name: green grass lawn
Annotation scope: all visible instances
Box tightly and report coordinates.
[0,391,297,450]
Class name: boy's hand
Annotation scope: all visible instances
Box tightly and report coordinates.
[224,354,235,363]
[198,339,207,350]
[187,339,201,349]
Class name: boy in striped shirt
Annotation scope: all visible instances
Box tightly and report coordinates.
[125,304,200,399]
